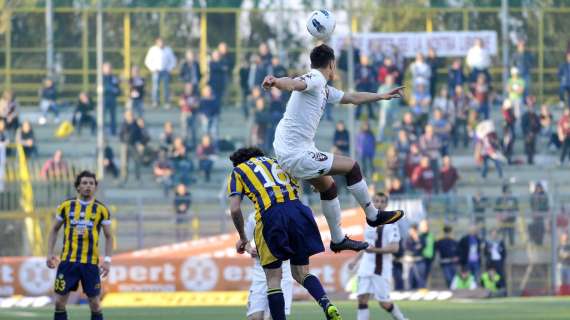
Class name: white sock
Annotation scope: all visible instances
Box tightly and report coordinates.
[357,307,370,320]
[346,180,377,220]
[321,198,345,243]
[390,304,406,320]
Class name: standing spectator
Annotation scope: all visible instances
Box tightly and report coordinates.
[476,132,504,179]
[558,52,570,107]
[472,191,490,239]
[410,52,431,91]
[258,42,272,66]
[333,120,350,155]
[145,37,177,108]
[129,65,145,118]
[180,50,201,93]
[406,224,426,289]
[426,47,440,98]
[495,184,519,246]
[429,109,452,156]
[354,55,377,120]
[103,62,120,136]
[484,228,507,288]
[451,85,470,149]
[248,54,268,95]
[338,38,361,79]
[239,60,252,119]
[451,267,477,290]
[405,144,423,183]
[119,110,143,182]
[72,92,96,136]
[218,42,234,85]
[355,122,376,179]
[529,182,549,246]
[178,84,200,148]
[419,125,442,191]
[38,78,59,125]
[40,149,68,179]
[399,112,418,143]
[171,137,193,186]
[432,87,453,120]
[173,183,191,241]
[410,83,431,129]
[385,146,401,180]
[378,74,399,141]
[411,156,435,194]
[501,100,517,164]
[252,97,270,151]
[199,85,220,140]
[559,233,570,289]
[208,50,228,106]
[436,225,459,288]
[440,156,459,194]
[448,59,466,97]
[458,225,483,280]
[159,121,176,154]
[196,135,216,182]
[377,57,400,86]
[419,220,435,284]
[466,38,491,84]
[469,73,492,120]
[540,104,560,151]
[393,239,405,290]
[0,90,19,136]
[395,130,411,164]
[154,149,174,197]
[268,57,287,78]
[558,108,570,165]
[104,145,119,179]
[521,97,541,165]
[507,67,526,120]
[511,39,534,98]
[16,120,37,158]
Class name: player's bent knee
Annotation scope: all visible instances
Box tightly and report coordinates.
[88,296,102,312]
[357,294,370,305]
[319,182,337,200]
[345,162,363,186]
[247,312,264,320]
[380,302,393,311]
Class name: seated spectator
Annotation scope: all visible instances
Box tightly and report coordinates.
[72,92,96,136]
[174,183,191,241]
[171,137,193,185]
[452,85,470,148]
[432,87,453,118]
[481,266,505,297]
[377,57,400,85]
[154,149,174,197]
[410,83,431,129]
[129,65,145,118]
[119,111,146,182]
[448,58,466,96]
[40,149,68,179]
[179,84,200,148]
[385,145,401,179]
[196,135,216,182]
[387,177,405,195]
[399,111,418,142]
[405,143,422,180]
[0,90,19,135]
[411,156,435,194]
[333,120,350,155]
[440,156,459,194]
[16,120,37,158]
[429,108,452,156]
[395,129,411,163]
[419,125,442,190]
[355,122,375,179]
[38,78,59,125]
[501,100,517,164]
[539,104,559,150]
[104,146,119,179]
[160,121,176,153]
[451,267,477,290]
[199,85,220,140]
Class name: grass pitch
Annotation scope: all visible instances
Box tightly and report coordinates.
[1,297,569,319]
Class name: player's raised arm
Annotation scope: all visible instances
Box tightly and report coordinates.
[229,195,248,253]
[341,86,405,105]
[262,75,307,92]
[46,217,64,269]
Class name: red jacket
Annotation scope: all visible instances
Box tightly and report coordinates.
[440,166,459,193]
[411,166,435,193]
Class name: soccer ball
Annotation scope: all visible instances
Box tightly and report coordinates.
[306,10,336,40]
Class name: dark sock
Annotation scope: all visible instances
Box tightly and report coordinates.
[54,310,67,320]
[302,274,330,310]
[267,288,286,320]
[91,311,103,320]
[385,303,394,312]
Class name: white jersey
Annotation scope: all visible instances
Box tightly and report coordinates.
[273,69,344,154]
[357,224,400,278]
[245,213,293,282]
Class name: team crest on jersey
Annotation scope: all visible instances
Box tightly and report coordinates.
[308,151,328,162]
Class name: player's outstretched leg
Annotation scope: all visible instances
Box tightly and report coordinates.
[292,264,342,320]
[309,176,368,252]
[380,301,408,320]
[329,155,404,227]
[264,264,287,320]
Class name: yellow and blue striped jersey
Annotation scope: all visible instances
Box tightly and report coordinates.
[227,156,299,217]
[56,198,111,265]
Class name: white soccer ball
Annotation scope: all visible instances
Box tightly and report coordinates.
[306,10,336,40]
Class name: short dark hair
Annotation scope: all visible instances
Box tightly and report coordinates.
[443,225,453,234]
[375,192,388,199]
[74,170,98,189]
[310,44,335,69]
[229,147,265,167]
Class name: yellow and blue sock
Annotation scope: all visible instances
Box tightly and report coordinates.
[267,288,286,320]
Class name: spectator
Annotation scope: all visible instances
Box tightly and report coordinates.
[16,120,37,158]
[451,85,470,149]
[354,55,377,120]
[448,58,466,97]
[476,131,504,179]
[540,104,560,151]
[73,92,96,136]
[173,183,191,241]
[103,62,120,136]
[451,267,477,290]
[405,143,422,182]
[40,149,68,179]
[469,73,491,120]
[429,108,452,156]
[411,156,435,194]
[559,233,570,288]
[160,121,176,154]
[239,60,252,119]
[393,239,405,290]
[355,121,376,179]
[558,52,570,107]
[511,39,534,98]
[135,118,152,165]
[248,54,268,94]
[218,41,234,86]
[38,78,59,125]
[558,108,570,165]
[481,266,505,297]
[419,220,435,284]
[245,87,262,124]
[419,125,442,191]
[484,228,507,288]
[209,50,229,105]
[426,47,440,97]
[180,50,201,93]
[104,146,119,179]
[145,37,177,108]
[387,177,405,195]
[399,111,418,143]
[501,99,516,164]
[0,120,9,157]
[466,38,491,83]
[521,97,541,165]
[129,65,145,118]
[171,137,193,186]
[440,156,459,194]
[472,191,490,238]
[333,120,350,155]
[377,57,400,86]
[395,130,411,164]
[529,182,549,246]
[199,85,220,140]
[410,83,431,129]
[495,184,519,246]
[178,84,200,148]
[258,42,272,66]
[154,149,174,197]
[458,225,483,281]
[406,224,426,289]
[378,74,399,141]
[432,87,453,120]
[436,225,459,288]
[119,110,143,182]
[410,52,431,91]
[0,90,19,136]
[268,56,287,78]
[252,97,271,151]
[507,67,526,120]
[385,145,401,180]
[196,135,216,182]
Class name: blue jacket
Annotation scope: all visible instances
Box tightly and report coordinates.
[559,62,570,87]
[103,75,121,100]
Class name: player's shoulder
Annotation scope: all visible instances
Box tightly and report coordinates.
[58,197,75,207]
[94,199,110,212]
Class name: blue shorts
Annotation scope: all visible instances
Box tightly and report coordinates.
[54,261,101,297]
[254,199,324,268]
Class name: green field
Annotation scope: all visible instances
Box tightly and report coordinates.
[1,297,570,319]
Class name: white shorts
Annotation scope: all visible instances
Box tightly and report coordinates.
[357,275,392,302]
[247,279,293,317]
[275,147,334,180]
